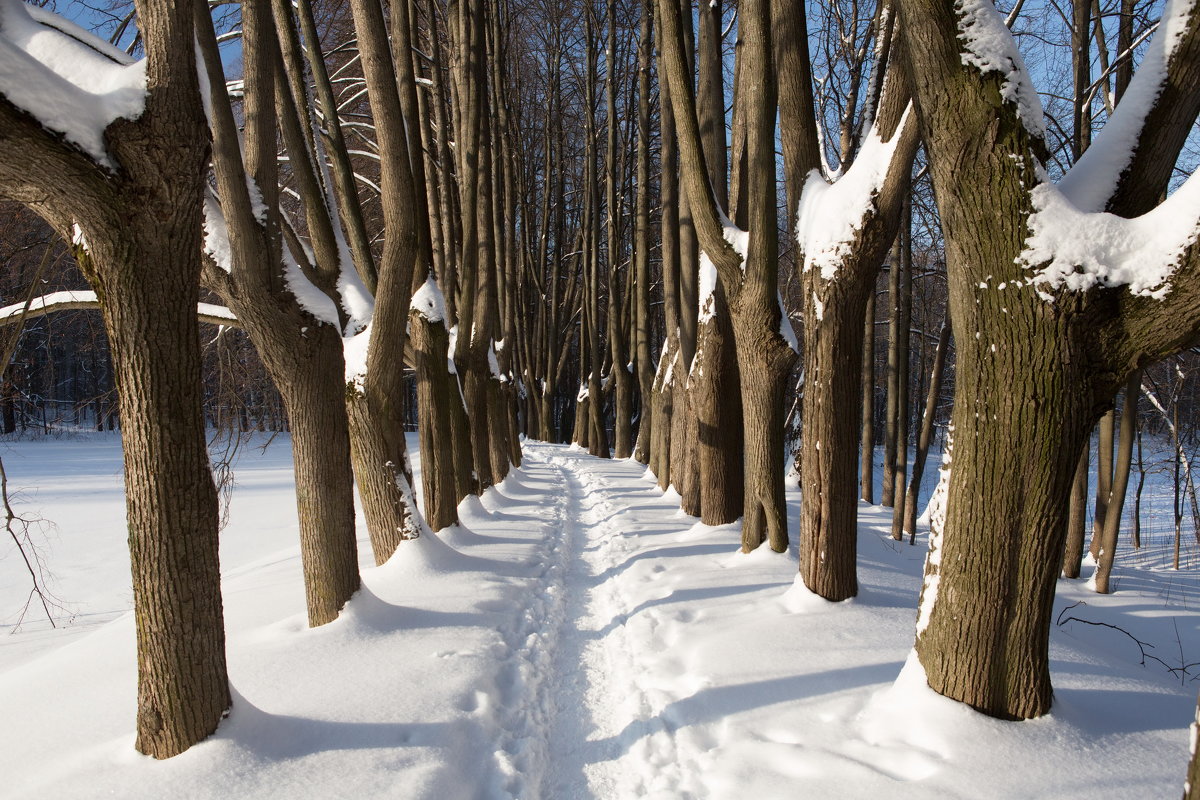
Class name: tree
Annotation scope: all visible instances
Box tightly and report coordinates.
[0,0,228,757]
[195,0,362,623]
[657,0,797,551]
[783,0,920,596]
[901,0,1200,718]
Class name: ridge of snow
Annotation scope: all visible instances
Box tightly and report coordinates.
[697,252,719,324]
[0,0,147,168]
[202,193,234,273]
[916,426,952,637]
[282,246,342,327]
[954,0,1046,137]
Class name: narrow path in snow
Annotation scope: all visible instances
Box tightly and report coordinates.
[526,443,705,800]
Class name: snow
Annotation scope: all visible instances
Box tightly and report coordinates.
[342,323,371,391]
[1059,0,1195,212]
[778,292,800,353]
[796,108,912,282]
[1021,165,1200,298]
[0,290,237,325]
[410,276,447,324]
[335,234,373,335]
[697,252,719,324]
[281,241,342,326]
[1,433,1196,797]
[203,193,235,274]
[954,0,1046,137]
[0,0,147,168]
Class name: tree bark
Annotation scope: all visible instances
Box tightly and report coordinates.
[0,0,231,757]
[860,288,877,503]
[1094,371,1139,593]
[902,318,950,542]
[1062,438,1090,578]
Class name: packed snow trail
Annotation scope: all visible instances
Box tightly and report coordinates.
[1,436,1196,799]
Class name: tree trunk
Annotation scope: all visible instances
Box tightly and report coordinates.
[882,247,900,506]
[902,319,951,542]
[411,303,459,530]
[693,307,743,525]
[279,327,361,623]
[1094,371,1139,593]
[632,0,654,465]
[860,288,876,503]
[1062,437,1090,578]
[799,270,875,595]
[99,223,228,759]
[915,324,1097,720]
[890,210,913,539]
[1090,409,1115,558]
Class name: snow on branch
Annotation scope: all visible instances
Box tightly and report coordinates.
[954,0,1045,137]
[1021,165,1200,298]
[796,106,913,282]
[0,290,239,328]
[0,0,147,168]
[1059,0,1198,212]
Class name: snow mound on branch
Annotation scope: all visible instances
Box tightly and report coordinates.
[954,0,1045,137]
[343,323,371,390]
[0,0,147,168]
[1022,168,1200,298]
[410,276,447,323]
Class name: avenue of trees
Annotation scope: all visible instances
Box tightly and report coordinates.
[2,0,1200,787]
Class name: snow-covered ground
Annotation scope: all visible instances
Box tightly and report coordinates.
[0,432,1196,798]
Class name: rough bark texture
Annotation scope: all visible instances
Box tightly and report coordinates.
[0,0,230,758]
[902,0,1200,720]
[693,309,743,525]
[411,309,462,528]
[285,331,362,618]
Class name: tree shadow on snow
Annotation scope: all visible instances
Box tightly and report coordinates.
[580,662,903,766]
[216,688,453,762]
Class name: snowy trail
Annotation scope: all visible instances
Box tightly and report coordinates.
[2,435,1197,799]
[534,445,728,799]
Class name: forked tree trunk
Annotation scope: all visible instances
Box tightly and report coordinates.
[734,300,796,551]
